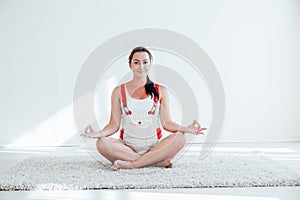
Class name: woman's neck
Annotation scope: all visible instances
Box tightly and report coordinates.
[129,76,147,87]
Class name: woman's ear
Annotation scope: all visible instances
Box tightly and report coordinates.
[128,62,132,69]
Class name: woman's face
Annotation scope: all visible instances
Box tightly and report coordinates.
[129,52,151,77]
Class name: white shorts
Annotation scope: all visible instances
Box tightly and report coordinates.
[121,134,159,155]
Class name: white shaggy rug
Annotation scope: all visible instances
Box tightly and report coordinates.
[0,153,299,191]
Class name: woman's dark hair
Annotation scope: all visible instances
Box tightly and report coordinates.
[128,46,159,100]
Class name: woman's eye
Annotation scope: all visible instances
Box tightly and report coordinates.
[134,62,139,64]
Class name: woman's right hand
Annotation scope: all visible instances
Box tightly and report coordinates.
[81,125,104,138]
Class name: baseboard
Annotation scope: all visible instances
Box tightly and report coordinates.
[1,141,300,148]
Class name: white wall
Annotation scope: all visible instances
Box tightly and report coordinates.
[0,0,299,147]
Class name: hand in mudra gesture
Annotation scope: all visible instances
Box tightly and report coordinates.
[185,119,207,135]
[81,125,103,138]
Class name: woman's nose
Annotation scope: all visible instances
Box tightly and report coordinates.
[139,64,145,69]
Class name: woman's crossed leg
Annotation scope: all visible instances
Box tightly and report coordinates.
[100,132,185,170]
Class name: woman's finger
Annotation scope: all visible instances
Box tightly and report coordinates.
[193,119,201,128]
[196,130,205,135]
[85,125,94,135]
[81,133,89,138]
[85,125,90,133]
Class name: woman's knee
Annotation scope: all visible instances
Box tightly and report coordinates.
[96,137,112,153]
[173,132,186,149]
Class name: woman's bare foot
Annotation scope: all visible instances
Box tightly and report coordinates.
[154,159,173,168]
[111,159,173,170]
[111,160,134,170]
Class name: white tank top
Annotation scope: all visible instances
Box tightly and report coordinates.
[119,84,162,139]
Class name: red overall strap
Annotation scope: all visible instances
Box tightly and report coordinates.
[154,83,159,103]
[120,84,131,139]
[120,84,132,115]
[148,83,160,115]
[154,84,162,139]
[121,84,127,104]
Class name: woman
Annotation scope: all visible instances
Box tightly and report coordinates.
[82,46,207,170]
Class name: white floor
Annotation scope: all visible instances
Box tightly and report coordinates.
[0,142,300,200]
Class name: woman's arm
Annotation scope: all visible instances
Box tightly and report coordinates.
[83,86,122,138]
[99,86,122,137]
[159,85,206,135]
[159,85,184,133]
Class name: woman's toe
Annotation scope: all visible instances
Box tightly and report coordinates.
[111,160,120,171]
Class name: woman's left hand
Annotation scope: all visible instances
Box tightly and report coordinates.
[185,119,207,135]
[81,125,104,139]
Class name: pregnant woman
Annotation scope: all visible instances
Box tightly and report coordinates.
[82,46,207,170]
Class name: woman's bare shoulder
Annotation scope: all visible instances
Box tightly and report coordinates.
[111,82,130,97]
[114,85,121,90]
[158,84,167,92]
[111,85,122,98]
[158,84,168,100]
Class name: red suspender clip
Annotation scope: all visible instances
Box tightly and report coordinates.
[119,128,124,140]
[156,127,162,139]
